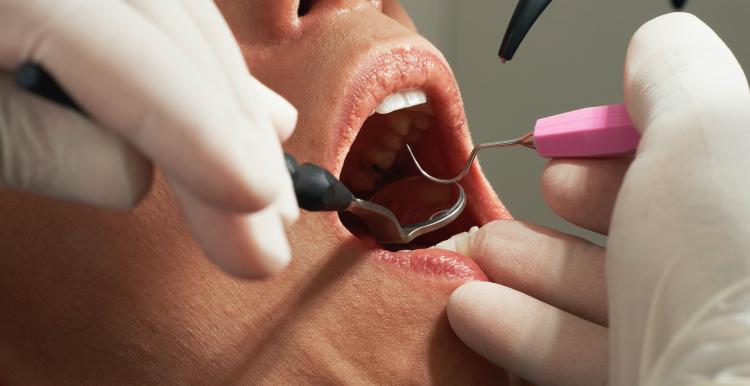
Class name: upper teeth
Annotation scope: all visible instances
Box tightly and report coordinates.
[375,89,428,114]
[341,89,434,192]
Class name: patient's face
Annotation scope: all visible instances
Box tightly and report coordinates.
[0,1,512,384]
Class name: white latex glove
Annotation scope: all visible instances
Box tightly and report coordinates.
[443,13,750,386]
[611,12,750,386]
[0,1,299,278]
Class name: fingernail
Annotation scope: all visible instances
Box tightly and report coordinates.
[261,230,292,275]
[252,78,298,141]
[244,211,292,277]
[236,128,290,210]
[278,178,300,225]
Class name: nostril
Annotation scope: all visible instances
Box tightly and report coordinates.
[298,0,314,16]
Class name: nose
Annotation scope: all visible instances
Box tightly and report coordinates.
[298,0,383,17]
[216,0,384,41]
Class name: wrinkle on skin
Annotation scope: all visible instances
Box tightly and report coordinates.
[0,1,510,384]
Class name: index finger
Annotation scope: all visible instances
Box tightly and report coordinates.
[1,1,285,212]
[541,157,632,235]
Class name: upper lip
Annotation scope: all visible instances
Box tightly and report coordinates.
[323,43,473,178]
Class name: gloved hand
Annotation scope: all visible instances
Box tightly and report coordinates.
[443,13,750,386]
[0,1,299,278]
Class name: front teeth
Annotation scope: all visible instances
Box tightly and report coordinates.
[375,89,428,114]
[364,148,396,171]
[342,90,434,192]
[431,226,480,256]
[384,111,412,135]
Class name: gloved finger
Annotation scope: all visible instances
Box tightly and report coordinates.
[541,157,632,235]
[0,1,287,213]
[624,13,750,142]
[168,176,292,278]
[125,0,298,221]
[0,74,152,208]
[437,220,607,326]
[609,13,750,383]
[244,77,298,141]
[130,0,296,140]
[447,281,608,386]
[180,1,298,141]
[275,168,300,225]
[125,0,232,94]
[181,1,299,221]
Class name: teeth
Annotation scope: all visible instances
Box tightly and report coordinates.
[405,127,422,143]
[430,226,481,257]
[345,167,378,192]
[375,89,427,114]
[385,110,412,136]
[406,103,435,116]
[377,131,403,152]
[411,113,431,131]
[364,148,396,170]
[348,89,435,191]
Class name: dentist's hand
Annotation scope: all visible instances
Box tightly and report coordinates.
[0,1,298,278]
[445,13,750,386]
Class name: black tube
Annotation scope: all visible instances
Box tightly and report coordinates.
[285,154,353,212]
[498,0,552,62]
[671,0,687,9]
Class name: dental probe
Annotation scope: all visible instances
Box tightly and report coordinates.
[407,103,639,185]
[14,63,466,244]
[283,153,465,243]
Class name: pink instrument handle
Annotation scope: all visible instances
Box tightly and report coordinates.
[533,104,640,158]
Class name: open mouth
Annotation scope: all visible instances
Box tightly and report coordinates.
[322,46,510,281]
[338,89,478,250]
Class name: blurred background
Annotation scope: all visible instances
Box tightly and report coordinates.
[400,0,750,243]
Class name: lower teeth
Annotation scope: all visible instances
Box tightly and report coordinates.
[430,226,481,256]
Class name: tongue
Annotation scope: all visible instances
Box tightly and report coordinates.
[370,176,459,225]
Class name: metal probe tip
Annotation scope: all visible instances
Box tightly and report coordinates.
[407,132,535,185]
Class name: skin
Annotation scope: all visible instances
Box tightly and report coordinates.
[0,1,518,384]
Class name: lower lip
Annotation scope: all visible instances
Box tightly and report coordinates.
[371,248,488,282]
[344,225,488,282]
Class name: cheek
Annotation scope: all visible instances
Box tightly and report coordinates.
[0,175,290,381]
